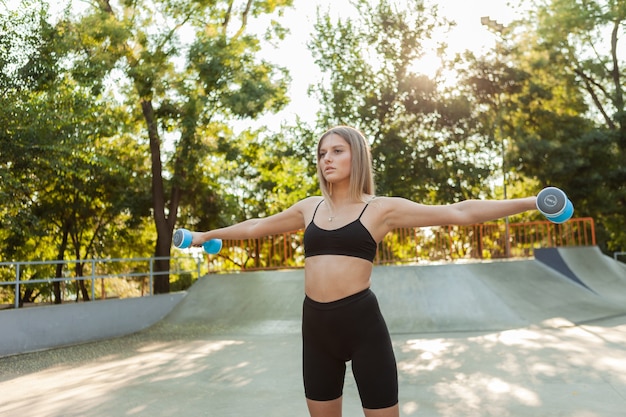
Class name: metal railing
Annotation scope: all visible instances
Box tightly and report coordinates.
[0,255,204,309]
[208,217,596,272]
[1,218,597,309]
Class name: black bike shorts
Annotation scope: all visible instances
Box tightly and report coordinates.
[302,288,398,409]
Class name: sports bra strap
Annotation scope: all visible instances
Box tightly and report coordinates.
[311,199,324,222]
[312,199,370,222]
[357,203,369,219]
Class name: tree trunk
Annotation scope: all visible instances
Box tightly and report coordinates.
[20,287,37,306]
[53,225,70,304]
[74,262,90,301]
[19,272,40,307]
[141,98,174,294]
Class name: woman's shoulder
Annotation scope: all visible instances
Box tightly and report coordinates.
[366,196,422,218]
[363,195,392,219]
[302,195,324,204]
[292,196,324,211]
[368,195,415,204]
[366,195,402,207]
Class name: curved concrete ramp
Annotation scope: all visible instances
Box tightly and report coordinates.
[162,247,626,335]
[162,269,305,335]
[556,246,626,303]
[374,259,625,333]
[2,247,626,417]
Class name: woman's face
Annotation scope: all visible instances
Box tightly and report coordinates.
[318,133,352,184]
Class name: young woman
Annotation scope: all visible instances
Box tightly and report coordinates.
[189,126,537,417]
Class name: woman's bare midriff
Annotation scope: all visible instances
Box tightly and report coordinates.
[304,255,373,302]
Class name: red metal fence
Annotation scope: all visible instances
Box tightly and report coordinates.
[207,217,596,273]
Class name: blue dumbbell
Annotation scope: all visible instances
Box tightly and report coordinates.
[173,228,222,254]
[536,187,574,224]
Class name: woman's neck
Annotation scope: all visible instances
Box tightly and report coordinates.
[327,190,370,208]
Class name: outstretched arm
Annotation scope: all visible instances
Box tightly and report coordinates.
[191,199,308,245]
[382,196,537,230]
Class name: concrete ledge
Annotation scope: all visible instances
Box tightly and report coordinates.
[0,292,186,357]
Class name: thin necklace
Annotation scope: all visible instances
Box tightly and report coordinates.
[325,200,336,221]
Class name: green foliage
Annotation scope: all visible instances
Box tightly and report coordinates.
[21,0,296,292]
[307,0,624,251]
[2,0,624,280]
[170,272,193,292]
[309,0,497,203]
[197,126,318,225]
[509,0,626,251]
[0,74,151,259]
[0,1,154,303]
[190,34,290,118]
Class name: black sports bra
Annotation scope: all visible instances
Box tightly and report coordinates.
[303,199,378,262]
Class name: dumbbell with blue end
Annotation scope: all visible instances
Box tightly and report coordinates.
[536,187,574,224]
[173,228,222,254]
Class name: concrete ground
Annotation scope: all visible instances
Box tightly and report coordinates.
[1,247,626,417]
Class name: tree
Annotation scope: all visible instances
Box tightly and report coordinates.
[0,2,153,304]
[67,0,293,292]
[213,125,319,221]
[309,0,498,203]
[512,0,625,251]
[454,0,625,252]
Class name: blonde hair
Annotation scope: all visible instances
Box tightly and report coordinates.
[316,126,375,205]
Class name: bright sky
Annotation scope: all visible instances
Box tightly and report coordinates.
[259,0,526,129]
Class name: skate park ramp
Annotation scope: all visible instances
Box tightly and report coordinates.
[162,245,626,334]
[2,245,626,417]
[536,246,626,303]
